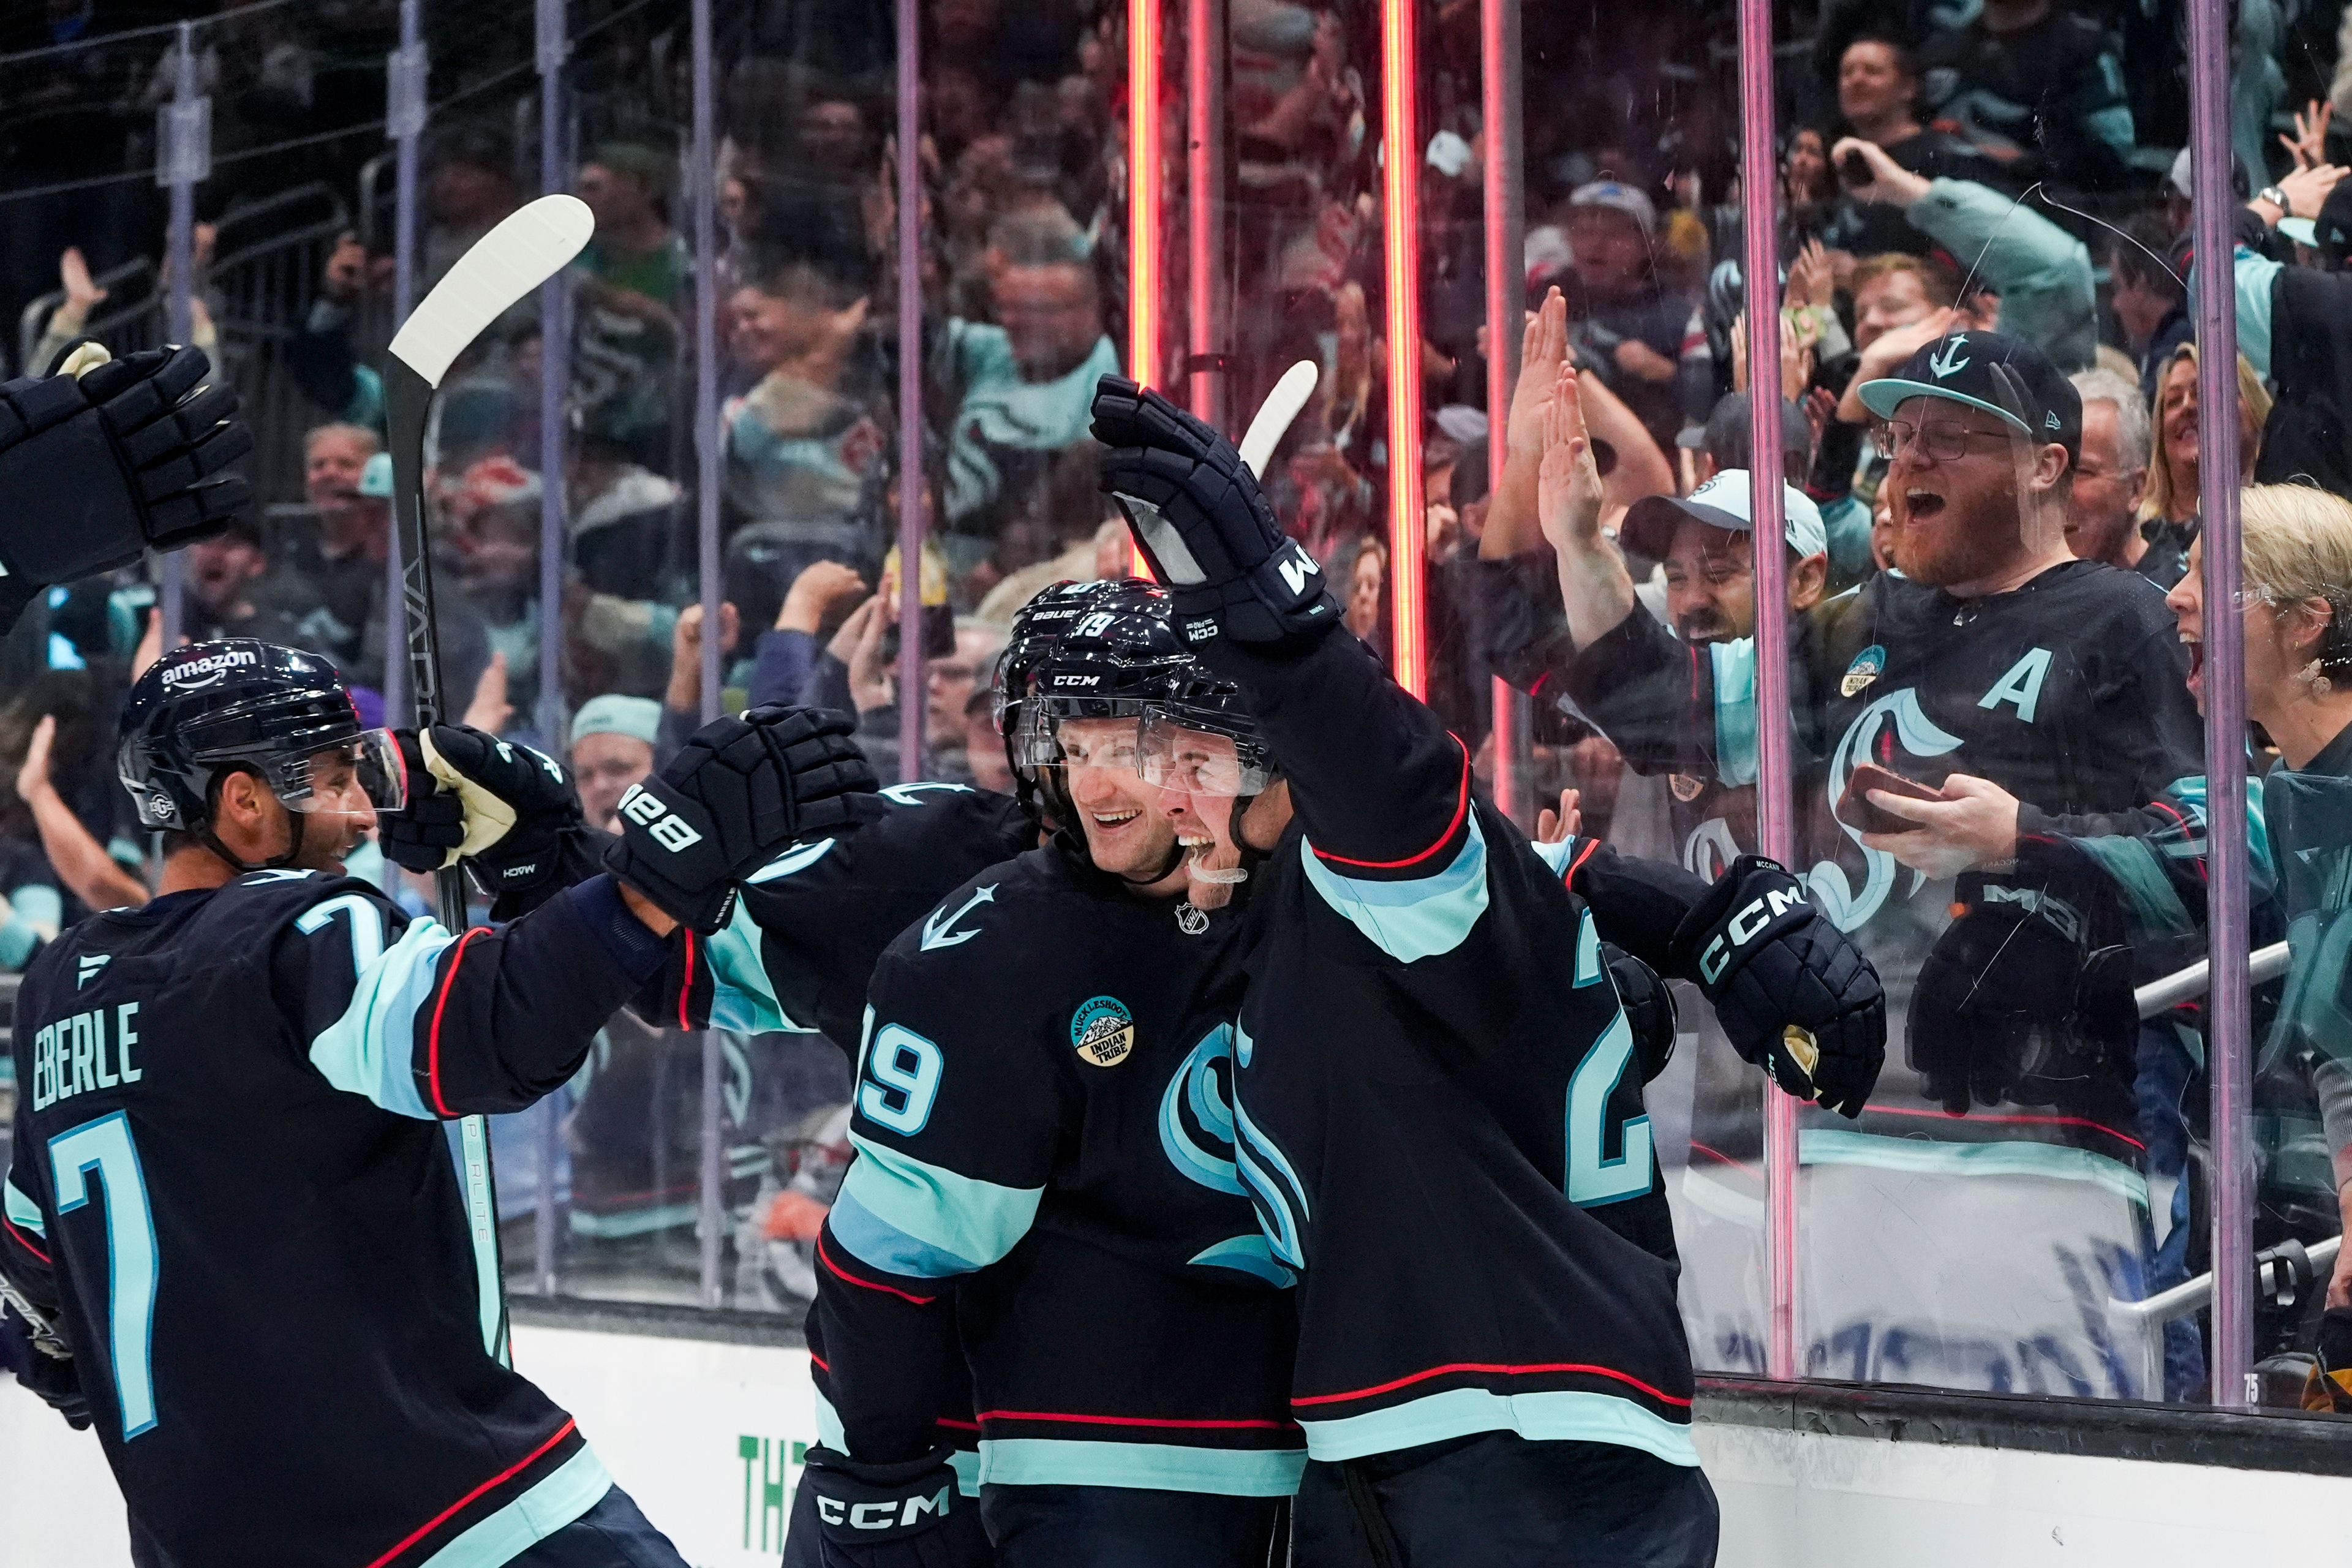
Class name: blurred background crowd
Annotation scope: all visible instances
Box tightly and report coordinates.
[0,0,2350,1401]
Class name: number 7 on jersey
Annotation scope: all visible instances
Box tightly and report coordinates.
[50,1110,161,1439]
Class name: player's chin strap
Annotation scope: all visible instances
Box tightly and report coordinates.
[197,766,313,875]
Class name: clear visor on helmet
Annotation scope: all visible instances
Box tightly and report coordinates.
[1022,701,1150,773]
[1137,710,1272,798]
[281,729,407,815]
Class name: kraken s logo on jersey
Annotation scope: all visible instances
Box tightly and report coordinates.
[1071,995,1134,1067]
[1161,1025,1243,1195]
[1812,687,1964,931]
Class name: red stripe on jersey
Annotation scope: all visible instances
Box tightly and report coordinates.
[2,1214,49,1264]
[1563,837,1600,888]
[935,1416,980,1432]
[424,927,489,1117]
[976,1408,1300,1432]
[677,931,697,1031]
[816,1234,936,1305]
[1292,1360,1692,1410]
[360,1417,578,1568]
[1311,733,1471,870]
[809,1352,830,1372]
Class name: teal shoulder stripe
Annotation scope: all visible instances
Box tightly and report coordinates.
[1300,815,1490,962]
[978,1438,1305,1497]
[4,1172,44,1237]
[1529,837,1577,878]
[1710,639,1759,787]
[1800,1128,2148,1208]
[418,1443,612,1568]
[306,916,457,1120]
[703,894,809,1034]
[840,1131,1041,1273]
[1295,1387,1699,1466]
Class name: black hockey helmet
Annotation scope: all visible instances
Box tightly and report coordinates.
[995,578,1131,824]
[1011,577,1191,769]
[119,639,405,858]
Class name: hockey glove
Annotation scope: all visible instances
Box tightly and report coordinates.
[604,706,876,933]
[1602,942,1679,1084]
[1090,374,1340,648]
[782,1446,990,1568]
[1908,871,2136,1119]
[1,1302,89,1431]
[1668,856,1886,1118]
[381,725,583,899]
[0,343,251,634]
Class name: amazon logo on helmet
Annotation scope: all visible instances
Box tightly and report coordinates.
[160,647,260,688]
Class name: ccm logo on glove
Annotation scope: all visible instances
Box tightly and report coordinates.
[815,1488,954,1531]
[1700,884,1812,984]
[617,783,704,853]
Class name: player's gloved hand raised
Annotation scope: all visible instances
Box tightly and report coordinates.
[604,706,876,934]
[1602,942,1679,1084]
[0,342,251,634]
[380,725,581,896]
[1668,856,1885,1117]
[783,1446,990,1568]
[1090,374,1340,648]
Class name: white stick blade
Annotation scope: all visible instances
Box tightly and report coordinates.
[1238,359,1321,478]
[388,194,595,388]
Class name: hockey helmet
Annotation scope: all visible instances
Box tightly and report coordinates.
[119,639,405,835]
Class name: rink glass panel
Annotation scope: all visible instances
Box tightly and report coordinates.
[0,0,2314,1426]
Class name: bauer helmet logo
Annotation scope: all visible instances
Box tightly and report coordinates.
[617,783,703,853]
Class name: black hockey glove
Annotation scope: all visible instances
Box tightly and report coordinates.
[380,725,582,899]
[1668,856,1886,1118]
[1908,871,2136,1119]
[604,706,876,933]
[1602,943,1679,1084]
[0,344,251,633]
[1090,374,1340,648]
[1,1302,89,1431]
[782,1446,990,1568]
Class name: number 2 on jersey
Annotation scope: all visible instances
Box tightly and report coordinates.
[49,1110,160,1438]
[1565,913,1655,1207]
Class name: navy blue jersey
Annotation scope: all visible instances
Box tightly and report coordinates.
[807,845,1304,1498]
[1198,629,1703,1471]
[1,868,667,1567]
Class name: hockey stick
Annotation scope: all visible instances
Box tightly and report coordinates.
[1238,359,1319,478]
[385,194,594,1364]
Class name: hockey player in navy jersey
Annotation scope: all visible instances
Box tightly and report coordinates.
[783,584,1301,1568]
[0,639,861,1568]
[0,342,252,635]
[1094,374,1885,1565]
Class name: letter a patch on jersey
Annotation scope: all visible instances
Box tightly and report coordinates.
[1978,647,2054,724]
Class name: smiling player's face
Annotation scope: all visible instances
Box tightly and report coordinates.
[1057,718,1180,883]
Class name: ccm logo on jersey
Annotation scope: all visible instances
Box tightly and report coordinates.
[815,1488,952,1531]
[1700,887,1810,984]
[617,784,703,853]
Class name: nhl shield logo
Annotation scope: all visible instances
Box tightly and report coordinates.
[1071,996,1136,1068]
[1841,644,1887,698]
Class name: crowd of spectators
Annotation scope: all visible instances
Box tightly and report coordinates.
[5,0,2352,1351]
